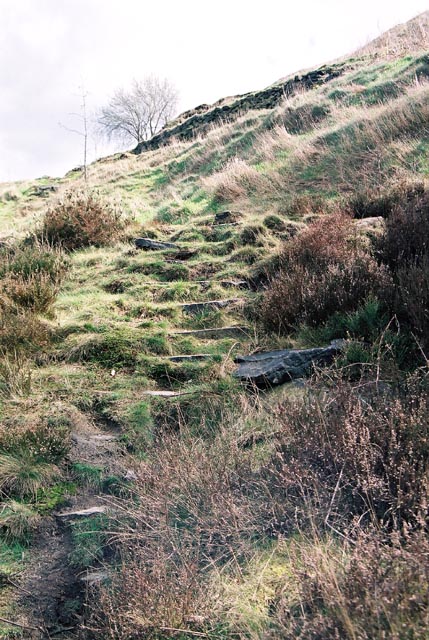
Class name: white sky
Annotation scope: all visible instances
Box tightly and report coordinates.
[1,0,428,182]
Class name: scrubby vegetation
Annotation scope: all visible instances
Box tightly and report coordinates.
[1,15,429,638]
[40,189,129,250]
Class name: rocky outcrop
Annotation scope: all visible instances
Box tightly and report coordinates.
[133,63,348,154]
[233,341,344,387]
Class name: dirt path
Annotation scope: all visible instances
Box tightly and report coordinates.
[14,415,129,638]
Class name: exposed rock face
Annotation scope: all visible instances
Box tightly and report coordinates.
[233,341,344,387]
[135,238,179,250]
[34,184,57,196]
[133,63,348,154]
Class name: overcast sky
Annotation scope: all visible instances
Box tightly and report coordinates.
[1,0,428,182]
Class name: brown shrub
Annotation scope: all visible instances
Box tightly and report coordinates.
[94,546,211,639]
[271,531,429,640]
[348,179,425,220]
[394,255,429,351]
[0,300,51,352]
[259,215,390,333]
[40,190,128,250]
[0,242,68,314]
[374,188,429,351]
[87,380,429,637]
[381,188,429,269]
[266,378,429,532]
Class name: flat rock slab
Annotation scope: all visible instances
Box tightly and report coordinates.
[181,298,243,315]
[218,280,248,289]
[168,354,213,362]
[71,433,117,446]
[90,434,117,442]
[355,217,385,233]
[57,506,107,518]
[81,570,110,585]
[135,237,179,250]
[233,341,344,387]
[173,326,250,339]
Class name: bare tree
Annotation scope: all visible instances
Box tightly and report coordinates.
[97,76,178,145]
[59,85,90,183]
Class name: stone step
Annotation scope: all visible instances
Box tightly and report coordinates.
[138,279,248,288]
[168,354,214,362]
[181,298,243,315]
[166,249,198,261]
[142,390,193,398]
[172,326,250,339]
[135,238,179,250]
[57,505,107,518]
[213,210,242,225]
[81,570,110,585]
[90,434,117,442]
[71,433,117,447]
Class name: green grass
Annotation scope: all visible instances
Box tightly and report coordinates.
[69,514,110,568]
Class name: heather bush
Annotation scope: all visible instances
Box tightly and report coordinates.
[348,180,425,220]
[0,243,68,314]
[380,188,429,269]
[394,256,429,351]
[0,416,71,463]
[40,189,128,250]
[259,215,390,333]
[266,376,429,532]
[272,532,429,640]
[376,188,429,352]
[0,300,51,352]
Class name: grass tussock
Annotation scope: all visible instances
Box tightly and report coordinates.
[0,451,59,499]
[0,500,41,543]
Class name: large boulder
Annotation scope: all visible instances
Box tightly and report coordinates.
[233,340,344,387]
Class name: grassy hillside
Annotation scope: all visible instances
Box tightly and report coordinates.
[1,13,429,639]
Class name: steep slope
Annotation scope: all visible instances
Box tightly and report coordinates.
[1,11,429,639]
[355,10,429,59]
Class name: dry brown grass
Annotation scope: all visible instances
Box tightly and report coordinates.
[204,157,267,204]
[87,371,429,637]
[271,530,429,640]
